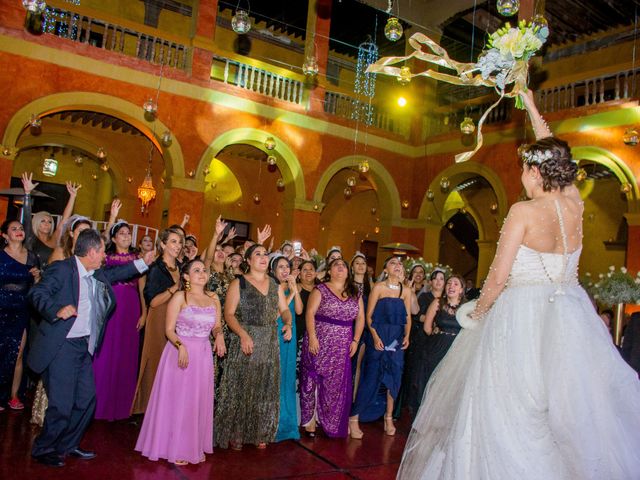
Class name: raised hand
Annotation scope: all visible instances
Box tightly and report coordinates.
[21,172,39,194]
[110,198,122,218]
[142,248,156,265]
[66,181,82,196]
[257,224,271,245]
[181,213,190,227]
[225,226,237,243]
[215,215,228,236]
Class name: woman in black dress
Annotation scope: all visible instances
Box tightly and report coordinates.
[421,274,466,391]
[403,268,446,418]
[0,176,41,410]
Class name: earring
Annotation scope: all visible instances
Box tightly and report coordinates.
[184,279,191,291]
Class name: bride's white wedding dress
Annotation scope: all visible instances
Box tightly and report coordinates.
[399,202,640,480]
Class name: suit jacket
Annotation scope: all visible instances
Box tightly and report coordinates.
[27,256,141,373]
[622,312,640,376]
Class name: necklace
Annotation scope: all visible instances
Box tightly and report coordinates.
[166,263,178,272]
[386,282,400,290]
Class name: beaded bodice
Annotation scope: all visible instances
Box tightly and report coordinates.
[175,305,217,337]
[508,200,580,288]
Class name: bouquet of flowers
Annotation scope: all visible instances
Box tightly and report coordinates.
[584,267,640,305]
[476,20,549,107]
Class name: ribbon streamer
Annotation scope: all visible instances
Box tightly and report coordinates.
[366,33,530,162]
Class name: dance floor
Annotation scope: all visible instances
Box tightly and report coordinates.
[1,408,408,479]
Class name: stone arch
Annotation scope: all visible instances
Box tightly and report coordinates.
[312,155,402,221]
[572,146,639,213]
[1,92,185,178]
[197,128,306,204]
[418,161,509,230]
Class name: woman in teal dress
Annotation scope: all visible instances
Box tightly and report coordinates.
[269,255,302,441]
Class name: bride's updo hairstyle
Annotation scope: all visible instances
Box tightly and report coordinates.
[518,137,577,191]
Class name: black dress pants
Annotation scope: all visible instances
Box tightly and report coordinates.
[32,336,96,456]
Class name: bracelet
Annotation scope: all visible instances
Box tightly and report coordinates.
[174,339,183,349]
[352,338,360,343]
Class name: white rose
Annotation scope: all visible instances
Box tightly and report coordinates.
[621,267,627,274]
[609,266,615,271]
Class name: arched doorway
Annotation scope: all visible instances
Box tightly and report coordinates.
[312,156,401,269]
[419,162,508,284]
[198,129,305,241]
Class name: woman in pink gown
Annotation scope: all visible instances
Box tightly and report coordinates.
[135,259,225,465]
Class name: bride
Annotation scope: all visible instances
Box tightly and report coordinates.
[398,91,640,480]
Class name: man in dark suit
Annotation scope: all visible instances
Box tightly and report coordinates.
[622,312,640,377]
[28,229,152,467]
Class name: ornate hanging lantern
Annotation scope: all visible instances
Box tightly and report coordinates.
[267,155,277,166]
[302,56,319,77]
[358,159,370,173]
[440,177,450,191]
[460,116,475,135]
[346,176,356,187]
[496,0,519,17]
[137,171,156,212]
[623,128,639,146]
[384,17,403,42]
[143,98,158,120]
[231,10,251,34]
[264,136,276,150]
[161,130,172,147]
[398,66,411,85]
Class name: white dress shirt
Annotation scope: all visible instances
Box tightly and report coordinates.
[67,256,94,338]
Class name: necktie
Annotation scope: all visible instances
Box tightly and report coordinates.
[85,275,98,355]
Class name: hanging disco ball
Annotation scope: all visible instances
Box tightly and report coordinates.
[22,0,46,13]
[532,14,550,40]
[343,186,352,198]
[496,0,519,17]
[143,98,158,120]
[426,189,435,200]
[460,116,476,135]
[623,128,639,146]
[161,130,172,147]
[358,159,370,173]
[384,17,403,42]
[440,177,450,191]
[346,176,356,187]
[276,178,285,189]
[398,66,411,85]
[231,10,251,34]
[97,147,107,159]
[267,155,277,166]
[264,136,276,150]
[100,162,109,172]
[253,193,261,204]
[302,56,319,77]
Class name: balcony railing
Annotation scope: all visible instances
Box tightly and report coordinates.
[323,91,411,139]
[46,214,159,245]
[536,68,639,113]
[42,6,189,70]
[211,56,304,105]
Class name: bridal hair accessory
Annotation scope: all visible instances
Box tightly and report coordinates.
[326,246,342,257]
[521,148,553,164]
[366,20,548,162]
[268,253,286,272]
[351,251,366,263]
[456,300,481,330]
[109,219,128,238]
[69,215,91,231]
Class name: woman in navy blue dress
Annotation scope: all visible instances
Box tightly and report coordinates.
[349,256,411,438]
[0,175,40,410]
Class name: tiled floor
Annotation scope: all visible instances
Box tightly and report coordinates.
[0,407,409,479]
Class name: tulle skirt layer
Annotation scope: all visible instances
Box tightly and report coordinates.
[398,284,640,480]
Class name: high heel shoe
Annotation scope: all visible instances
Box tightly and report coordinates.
[384,415,396,436]
[349,418,364,439]
[304,419,317,437]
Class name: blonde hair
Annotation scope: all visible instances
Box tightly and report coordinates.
[32,211,53,240]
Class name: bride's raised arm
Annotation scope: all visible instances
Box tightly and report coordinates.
[471,203,526,320]
[520,89,552,140]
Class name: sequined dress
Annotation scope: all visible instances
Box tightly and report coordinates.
[0,249,37,406]
[300,284,359,437]
[135,303,216,464]
[214,276,281,448]
[398,202,640,480]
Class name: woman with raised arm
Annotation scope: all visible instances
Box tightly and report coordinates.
[24,179,80,268]
[397,91,640,480]
[0,174,40,411]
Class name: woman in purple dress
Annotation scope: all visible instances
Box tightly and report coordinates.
[136,259,225,465]
[300,258,365,438]
[92,221,142,420]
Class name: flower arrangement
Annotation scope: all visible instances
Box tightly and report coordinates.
[476,19,549,107]
[583,267,640,305]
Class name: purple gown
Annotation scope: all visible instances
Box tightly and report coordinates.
[300,283,359,437]
[93,252,141,420]
[136,303,216,464]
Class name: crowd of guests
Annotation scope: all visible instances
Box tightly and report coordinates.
[1,171,637,467]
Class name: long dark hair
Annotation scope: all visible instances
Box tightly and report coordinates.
[269,255,291,282]
[324,258,359,299]
[0,219,23,248]
[350,255,371,298]
[106,221,137,254]
[438,274,466,311]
